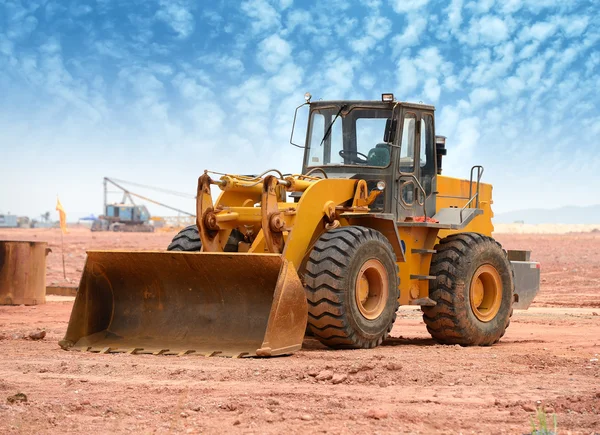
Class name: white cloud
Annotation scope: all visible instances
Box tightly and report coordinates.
[361,0,382,7]
[389,0,430,14]
[453,117,480,155]
[241,0,281,33]
[558,15,589,38]
[502,76,526,96]
[227,76,272,115]
[278,0,294,10]
[395,47,451,99]
[443,75,461,92]
[413,47,445,75]
[257,34,292,72]
[465,15,510,46]
[269,62,303,93]
[518,41,539,60]
[466,0,495,15]
[199,54,245,75]
[156,0,195,39]
[396,57,419,95]
[365,15,392,40]
[320,55,358,97]
[469,87,497,107]
[350,14,392,54]
[468,42,515,85]
[350,37,377,55]
[390,15,427,52]
[285,9,314,33]
[172,73,211,101]
[0,35,14,57]
[359,74,376,90]
[585,52,600,76]
[519,21,556,43]
[423,78,441,103]
[499,0,522,14]
[446,0,463,33]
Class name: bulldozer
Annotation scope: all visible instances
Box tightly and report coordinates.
[59,93,540,357]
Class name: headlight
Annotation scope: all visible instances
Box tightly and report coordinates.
[376,181,386,191]
[381,93,394,102]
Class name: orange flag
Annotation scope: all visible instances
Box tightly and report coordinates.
[56,197,68,234]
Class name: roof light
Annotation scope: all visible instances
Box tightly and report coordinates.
[304,92,312,102]
[382,93,394,102]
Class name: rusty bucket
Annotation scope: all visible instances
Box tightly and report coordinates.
[0,241,49,305]
[60,251,308,357]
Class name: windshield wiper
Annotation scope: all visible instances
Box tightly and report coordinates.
[319,105,346,147]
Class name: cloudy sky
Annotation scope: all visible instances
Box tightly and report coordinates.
[1,0,599,221]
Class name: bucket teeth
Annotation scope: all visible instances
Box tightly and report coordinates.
[204,351,222,357]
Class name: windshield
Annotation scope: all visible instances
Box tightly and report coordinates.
[305,107,393,168]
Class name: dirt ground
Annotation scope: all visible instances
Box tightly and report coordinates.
[0,228,599,434]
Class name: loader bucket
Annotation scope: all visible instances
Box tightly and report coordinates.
[59,251,308,357]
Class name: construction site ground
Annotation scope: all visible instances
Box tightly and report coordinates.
[0,228,599,434]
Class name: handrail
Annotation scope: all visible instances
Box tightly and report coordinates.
[460,165,484,222]
[398,172,428,220]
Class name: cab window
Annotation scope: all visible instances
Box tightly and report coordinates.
[400,113,416,171]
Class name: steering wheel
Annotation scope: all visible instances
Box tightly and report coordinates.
[339,150,368,164]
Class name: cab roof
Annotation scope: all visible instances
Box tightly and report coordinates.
[309,100,436,111]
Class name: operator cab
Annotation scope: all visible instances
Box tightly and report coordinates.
[296,94,438,221]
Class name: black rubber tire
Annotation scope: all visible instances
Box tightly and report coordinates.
[167,225,243,252]
[422,232,514,346]
[167,225,202,251]
[304,226,399,349]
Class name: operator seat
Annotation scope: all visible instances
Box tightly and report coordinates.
[367,143,391,166]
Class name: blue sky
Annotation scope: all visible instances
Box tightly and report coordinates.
[1,0,599,221]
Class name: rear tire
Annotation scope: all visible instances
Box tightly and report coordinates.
[167,225,244,252]
[422,233,514,346]
[304,226,399,349]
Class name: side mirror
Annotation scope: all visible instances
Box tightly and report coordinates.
[383,119,397,143]
[290,102,309,149]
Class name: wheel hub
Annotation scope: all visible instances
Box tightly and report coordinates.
[469,264,502,322]
[355,259,389,320]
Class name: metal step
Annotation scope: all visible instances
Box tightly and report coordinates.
[410,297,437,307]
[411,248,436,254]
[410,274,437,280]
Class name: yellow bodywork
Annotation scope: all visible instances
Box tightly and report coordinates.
[200,172,494,307]
[436,175,494,238]
[396,175,494,304]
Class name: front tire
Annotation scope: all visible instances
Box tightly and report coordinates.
[167,225,202,251]
[304,226,399,349]
[422,232,514,346]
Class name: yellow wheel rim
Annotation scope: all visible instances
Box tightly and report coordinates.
[355,259,388,320]
[469,264,502,322]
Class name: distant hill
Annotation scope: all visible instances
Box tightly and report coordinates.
[493,204,600,224]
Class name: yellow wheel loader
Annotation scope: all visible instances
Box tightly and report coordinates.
[60,93,540,357]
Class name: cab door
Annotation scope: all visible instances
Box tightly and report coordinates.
[395,110,422,221]
[419,112,437,218]
[395,109,437,221]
